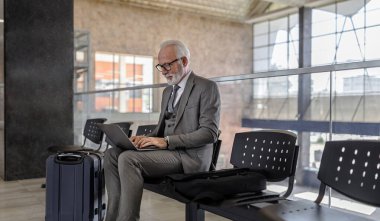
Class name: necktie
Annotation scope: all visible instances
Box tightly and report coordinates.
[168,85,180,113]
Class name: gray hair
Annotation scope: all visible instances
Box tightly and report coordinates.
[160,40,191,61]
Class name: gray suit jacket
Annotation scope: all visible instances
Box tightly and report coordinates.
[149,72,221,173]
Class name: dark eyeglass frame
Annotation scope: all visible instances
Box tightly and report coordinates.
[155,58,180,72]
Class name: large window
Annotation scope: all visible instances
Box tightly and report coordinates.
[250,1,380,218]
[94,52,153,113]
[312,0,380,66]
[244,13,301,171]
[253,14,299,72]
[252,14,299,121]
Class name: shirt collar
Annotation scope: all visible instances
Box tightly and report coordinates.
[176,69,191,89]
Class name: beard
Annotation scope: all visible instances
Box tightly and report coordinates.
[166,66,185,85]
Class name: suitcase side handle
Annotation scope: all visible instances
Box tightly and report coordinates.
[55,153,84,164]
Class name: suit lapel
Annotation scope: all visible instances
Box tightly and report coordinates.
[162,87,172,113]
[157,87,172,135]
[174,72,195,128]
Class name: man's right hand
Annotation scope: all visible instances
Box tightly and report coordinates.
[130,136,145,146]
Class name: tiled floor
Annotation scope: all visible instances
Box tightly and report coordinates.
[0,178,229,221]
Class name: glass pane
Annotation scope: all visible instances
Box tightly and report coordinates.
[312,7,337,36]
[288,75,299,97]
[75,70,85,93]
[337,16,353,32]
[309,132,328,169]
[289,40,299,69]
[313,4,336,23]
[254,21,268,36]
[366,0,380,26]
[363,67,380,122]
[270,17,287,32]
[309,72,331,121]
[116,90,129,113]
[254,34,268,47]
[142,88,153,113]
[269,17,288,44]
[95,53,115,90]
[365,26,380,60]
[366,0,380,11]
[115,88,150,113]
[251,76,298,120]
[95,91,114,113]
[254,59,269,72]
[118,55,134,87]
[75,50,88,66]
[289,23,299,41]
[254,46,269,60]
[269,43,288,70]
[312,34,336,66]
[289,14,299,41]
[253,13,297,71]
[336,29,364,63]
[135,56,153,85]
[270,30,288,45]
[333,69,370,122]
[313,19,339,37]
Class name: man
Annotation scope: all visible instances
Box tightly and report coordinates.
[104,40,221,221]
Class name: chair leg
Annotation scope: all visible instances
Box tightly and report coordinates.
[185,202,205,221]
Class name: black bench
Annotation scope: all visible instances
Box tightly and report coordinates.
[143,139,222,221]
[258,140,380,221]
[143,129,298,221]
[202,140,380,221]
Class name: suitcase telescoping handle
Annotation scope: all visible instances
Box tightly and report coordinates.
[55,152,85,165]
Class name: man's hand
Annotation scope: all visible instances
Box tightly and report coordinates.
[132,136,168,149]
[130,135,145,145]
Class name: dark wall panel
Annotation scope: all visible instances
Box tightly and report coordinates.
[4,0,73,180]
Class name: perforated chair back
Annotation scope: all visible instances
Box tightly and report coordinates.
[82,118,107,145]
[104,122,133,150]
[317,140,380,207]
[47,118,107,153]
[230,130,298,182]
[136,124,157,136]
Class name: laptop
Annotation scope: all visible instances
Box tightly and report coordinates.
[98,124,157,151]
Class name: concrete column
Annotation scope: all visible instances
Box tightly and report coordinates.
[2,0,73,180]
[296,7,312,185]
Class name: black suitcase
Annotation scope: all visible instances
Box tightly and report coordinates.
[45,151,105,221]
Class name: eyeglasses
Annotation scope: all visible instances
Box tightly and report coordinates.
[155,58,180,72]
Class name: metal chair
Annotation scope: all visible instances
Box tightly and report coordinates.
[209,139,222,171]
[48,118,107,153]
[186,130,299,221]
[203,130,298,207]
[258,140,380,221]
[135,124,157,136]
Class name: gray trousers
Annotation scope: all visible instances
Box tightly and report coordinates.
[104,147,183,221]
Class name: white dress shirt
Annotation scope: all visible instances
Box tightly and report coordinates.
[173,70,191,106]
